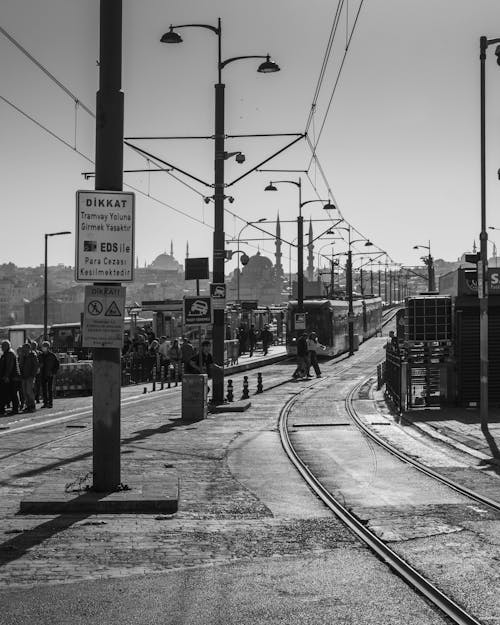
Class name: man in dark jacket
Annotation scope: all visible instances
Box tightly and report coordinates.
[260,325,273,356]
[0,340,20,415]
[20,342,39,412]
[293,332,310,379]
[39,341,60,409]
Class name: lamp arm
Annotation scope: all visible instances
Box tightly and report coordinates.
[170,23,219,35]
[220,54,267,69]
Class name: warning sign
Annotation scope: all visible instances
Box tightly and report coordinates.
[105,301,122,317]
[83,285,126,348]
[75,190,135,283]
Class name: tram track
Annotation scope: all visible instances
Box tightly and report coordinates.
[279,385,483,625]
[278,331,490,625]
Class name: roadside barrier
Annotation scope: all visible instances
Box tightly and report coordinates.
[241,376,249,400]
[256,372,263,394]
[226,379,234,402]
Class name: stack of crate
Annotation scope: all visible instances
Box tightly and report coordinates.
[404,296,452,408]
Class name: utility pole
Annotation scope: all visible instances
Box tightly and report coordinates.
[347,249,354,355]
[93,0,124,491]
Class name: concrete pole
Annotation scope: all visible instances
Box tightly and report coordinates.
[92,0,124,491]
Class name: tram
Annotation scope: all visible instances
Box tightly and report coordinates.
[286,297,383,357]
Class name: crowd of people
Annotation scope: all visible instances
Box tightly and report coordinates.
[122,328,214,381]
[234,324,274,357]
[0,339,60,416]
[293,331,326,380]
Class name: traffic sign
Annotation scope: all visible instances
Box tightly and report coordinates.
[295,313,307,330]
[184,296,212,326]
[185,257,209,281]
[83,285,126,348]
[210,283,226,310]
[75,190,135,283]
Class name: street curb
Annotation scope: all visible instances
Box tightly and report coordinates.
[19,472,179,515]
[225,353,289,375]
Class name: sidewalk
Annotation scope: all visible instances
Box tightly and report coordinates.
[401,405,500,465]
[0,357,339,590]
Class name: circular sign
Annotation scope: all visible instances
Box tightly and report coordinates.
[88,300,103,315]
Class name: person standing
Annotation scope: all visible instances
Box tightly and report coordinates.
[39,341,60,409]
[167,339,182,382]
[0,340,20,415]
[306,332,325,378]
[31,341,42,404]
[248,325,257,357]
[181,337,196,375]
[20,342,39,412]
[260,325,273,356]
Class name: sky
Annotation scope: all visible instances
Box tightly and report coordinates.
[1,0,500,274]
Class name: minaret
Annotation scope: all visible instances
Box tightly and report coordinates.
[186,241,189,259]
[170,240,174,257]
[307,218,314,281]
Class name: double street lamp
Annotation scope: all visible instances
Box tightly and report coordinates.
[162,18,280,404]
[264,178,335,311]
[413,241,435,291]
[44,231,71,341]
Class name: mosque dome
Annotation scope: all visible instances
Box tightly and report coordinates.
[149,252,182,272]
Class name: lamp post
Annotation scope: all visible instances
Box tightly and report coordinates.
[236,218,266,302]
[332,225,373,355]
[44,231,71,340]
[264,179,334,312]
[413,241,435,291]
[162,19,280,405]
[479,36,500,431]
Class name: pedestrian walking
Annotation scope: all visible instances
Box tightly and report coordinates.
[0,340,21,415]
[260,325,273,356]
[237,325,248,356]
[293,332,309,380]
[306,332,326,378]
[39,341,60,409]
[20,342,39,412]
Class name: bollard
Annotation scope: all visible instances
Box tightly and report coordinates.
[226,379,234,402]
[160,366,165,390]
[241,375,249,400]
[152,366,157,392]
[256,372,263,394]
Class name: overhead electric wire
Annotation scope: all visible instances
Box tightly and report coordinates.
[304,0,345,135]
[307,0,366,164]
[0,92,282,261]
[0,25,95,118]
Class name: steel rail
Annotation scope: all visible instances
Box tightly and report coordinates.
[346,374,500,514]
[278,367,482,625]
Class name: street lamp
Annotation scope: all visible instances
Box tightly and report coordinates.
[235,218,267,302]
[162,18,280,405]
[332,225,372,355]
[44,231,71,340]
[413,241,435,291]
[264,178,335,311]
